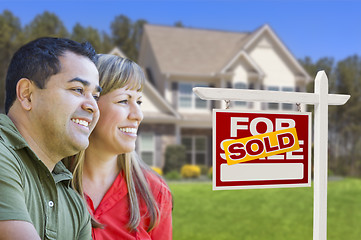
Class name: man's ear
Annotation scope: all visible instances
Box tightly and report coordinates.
[16,78,34,111]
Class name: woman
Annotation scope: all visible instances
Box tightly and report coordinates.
[70,54,172,240]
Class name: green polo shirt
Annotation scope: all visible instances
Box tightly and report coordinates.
[0,114,92,240]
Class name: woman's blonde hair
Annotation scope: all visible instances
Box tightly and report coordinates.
[70,54,162,232]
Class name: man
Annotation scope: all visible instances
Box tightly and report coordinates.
[0,37,101,239]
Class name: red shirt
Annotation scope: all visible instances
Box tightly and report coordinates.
[85,172,172,240]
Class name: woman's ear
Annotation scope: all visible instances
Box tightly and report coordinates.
[16,78,34,111]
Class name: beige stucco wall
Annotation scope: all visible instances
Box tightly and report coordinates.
[232,64,248,84]
[141,89,160,113]
[249,37,296,89]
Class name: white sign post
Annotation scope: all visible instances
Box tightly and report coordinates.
[193,71,350,240]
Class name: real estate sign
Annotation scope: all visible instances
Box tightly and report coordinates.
[213,110,311,190]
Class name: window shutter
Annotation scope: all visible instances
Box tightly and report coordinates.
[172,82,178,108]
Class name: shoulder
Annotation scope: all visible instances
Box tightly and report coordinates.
[144,171,169,192]
[144,171,172,205]
[0,141,23,177]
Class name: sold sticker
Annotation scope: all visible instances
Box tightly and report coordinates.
[222,127,300,165]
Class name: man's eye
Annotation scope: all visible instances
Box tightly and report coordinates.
[72,88,84,94]
[93,95,100,101]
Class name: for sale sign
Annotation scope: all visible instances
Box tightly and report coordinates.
[213,110,311,190]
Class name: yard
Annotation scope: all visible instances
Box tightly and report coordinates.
[169,178,361,240]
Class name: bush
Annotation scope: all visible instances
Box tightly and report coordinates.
[181,164,201,178]
[208,167,213,179]
[151,167,163,175]
[198,164,209,175]
[165,170,181,180]
[163,145,186,174]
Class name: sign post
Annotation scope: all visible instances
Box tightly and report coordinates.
[193,71,350,240]
[313,71,329,240]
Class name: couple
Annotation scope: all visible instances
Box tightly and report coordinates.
[0,37,172,239]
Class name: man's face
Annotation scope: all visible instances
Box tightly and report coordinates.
[30,51,100,158]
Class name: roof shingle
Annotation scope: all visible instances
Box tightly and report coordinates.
[144,24,252,76]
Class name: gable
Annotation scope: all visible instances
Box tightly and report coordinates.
[246,25,310,82]
[141,79,180,123]
[247,33,299,87]
[221,25,310,86]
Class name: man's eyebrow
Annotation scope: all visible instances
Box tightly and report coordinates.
[68,77,102,93]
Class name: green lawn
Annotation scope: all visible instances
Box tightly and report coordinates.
[169,178,361,240]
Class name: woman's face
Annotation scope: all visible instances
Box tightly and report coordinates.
[89,86,143,155]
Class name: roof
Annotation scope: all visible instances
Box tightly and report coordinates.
[142,24,311,82]
[143,24,251,76]
[108,47,127,58]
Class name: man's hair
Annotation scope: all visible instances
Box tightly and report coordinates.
[5,37,97,114]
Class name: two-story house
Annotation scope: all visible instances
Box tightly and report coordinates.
[134,24,310,169]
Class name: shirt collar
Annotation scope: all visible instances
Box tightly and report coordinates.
[52,161,73,185]
[0,114,29,150]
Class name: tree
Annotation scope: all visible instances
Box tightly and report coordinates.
[99,31,114,54]
[0,10,24,112]
[330,55,361,176]
[24,11,68,40]
[110,15,147,60]
[174,21,184,27]
[300,55,361,177]
[71,23,102,52]
[299,56,335,93]
[130,19,147,59]
[111,14,133,57]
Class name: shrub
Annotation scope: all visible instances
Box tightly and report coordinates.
[164,144,186,174]
[198,164,209,175]
[165,170,181,180]
[181,164,201,178]
[208,167,213,179]
[151,167,163,176]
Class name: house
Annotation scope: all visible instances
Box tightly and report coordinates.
[108,47,127,58]
[132,24,311,169]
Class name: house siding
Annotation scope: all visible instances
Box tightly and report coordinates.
[138,123,176,167]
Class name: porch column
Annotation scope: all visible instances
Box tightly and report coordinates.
[175,125,181,144]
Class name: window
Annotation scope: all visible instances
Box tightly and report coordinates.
[140,133,155,166]
[179,83,192,108]
[182,136,207,165]
[282,87,294,110]
[266,86,296,111]
[178,83,208,109]
[267,86,279,110]
[234,82,247,107]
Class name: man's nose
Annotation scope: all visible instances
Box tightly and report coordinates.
[82,95,99,114]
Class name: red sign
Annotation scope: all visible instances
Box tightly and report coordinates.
[213,110,311,190]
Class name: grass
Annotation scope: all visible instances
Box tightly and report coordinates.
[169,178,361,240]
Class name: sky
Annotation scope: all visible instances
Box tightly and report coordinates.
[0,0,360,62]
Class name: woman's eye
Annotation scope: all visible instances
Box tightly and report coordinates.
[117,100,128,104]
[137,100,143,105]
